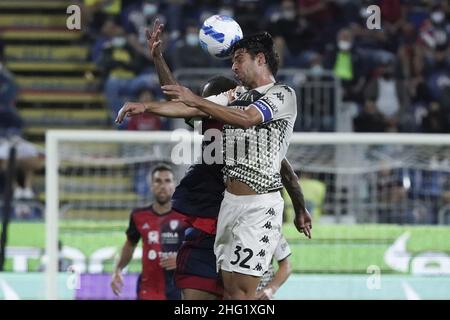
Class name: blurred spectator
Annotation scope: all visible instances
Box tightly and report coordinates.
[406,163,446,224]
[98,25,154,128]
[418,3,450,54]
[164,0,189,36]
[324,28,367,104]
[0,62,44,200]
[353,99,388,132]
[415,3,450,101]
[378,0,409,52]
[298,0,339,52]
[91,17,120,63]
[422,44,450,108]
[421,101,448,133]
[364,60,408,131]
[438,176,450,224]
[266,0,315,67]
[234,0,265,35]
[376,167,409,224]
[171,22,218,69]
[349,0,397,64]
[84,0,122,36]
[127,88,167,131]
[123,0,167,62]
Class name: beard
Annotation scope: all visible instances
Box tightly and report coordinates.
[155,195,171,206]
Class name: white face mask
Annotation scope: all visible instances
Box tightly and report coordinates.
[143,3,157,17]
[310,64,323,76]
[360,7,371,18]
[186,34,199,46]
[282,9,296,20]
[219,8,234,18]
[112,37,126,48]
[338,40,352,51]
[431,11,445,24]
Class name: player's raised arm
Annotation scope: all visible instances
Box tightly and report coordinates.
[146,19,179,100]
[115,19,212,125]
[280,158,312,238]
[115,100,208,124]
[162,84,263,129]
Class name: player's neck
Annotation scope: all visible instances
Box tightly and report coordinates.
[152,202,172,215]
[250,73,275,89]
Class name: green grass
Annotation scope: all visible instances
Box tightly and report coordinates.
[282,224,450,273]
[5,221,450,274]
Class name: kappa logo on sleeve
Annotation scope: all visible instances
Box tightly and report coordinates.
[272,92,285,103]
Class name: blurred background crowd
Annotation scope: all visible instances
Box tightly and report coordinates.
[73,0,450,133]
[1,0,450,224]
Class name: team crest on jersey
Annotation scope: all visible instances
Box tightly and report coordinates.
[170,220,179,230]
[142,223,150,229]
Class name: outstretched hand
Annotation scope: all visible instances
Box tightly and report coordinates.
[159,254,177,270]
[111,271,124,296]
[115,102,146,125]
[146,18,164,58]
[161,85,199,107]
[294,209,312,239]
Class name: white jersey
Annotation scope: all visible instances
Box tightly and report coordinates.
[206,82,297,193]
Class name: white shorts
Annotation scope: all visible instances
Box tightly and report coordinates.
[214,190,284,277]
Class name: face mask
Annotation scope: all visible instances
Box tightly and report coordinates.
[112,37,126,48]
[219,8,234,18]
[310,64,323,76]
[282,9,296,20]
[143,3,157,17]
[360,7,371,18]
[431,11,445,24]
[186,34,199,46]
[338,40,352,51]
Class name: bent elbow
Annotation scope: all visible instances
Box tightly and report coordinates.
[240,118,254,129]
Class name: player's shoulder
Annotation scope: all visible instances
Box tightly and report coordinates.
[168,209,189,223]
[130,205,153,217]
[259,83,296,111]
[269,83,296,96]
[168,208,185,217]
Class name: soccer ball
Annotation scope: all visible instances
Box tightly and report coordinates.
[199,15,243,59]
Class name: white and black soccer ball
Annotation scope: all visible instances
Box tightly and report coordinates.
[199,15,243,59]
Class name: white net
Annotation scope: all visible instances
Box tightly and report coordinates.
[46,131,191,299]
[285,141,450,225]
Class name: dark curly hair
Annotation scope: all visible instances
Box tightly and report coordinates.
[231,32,280,76]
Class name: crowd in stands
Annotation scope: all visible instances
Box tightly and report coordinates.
[77,0,450,134]
[0,43,44,217]
[2,0,450,223]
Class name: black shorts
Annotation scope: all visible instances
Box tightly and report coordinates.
[175,228,223,296]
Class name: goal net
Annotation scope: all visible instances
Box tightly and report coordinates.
[45,131,450,299]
